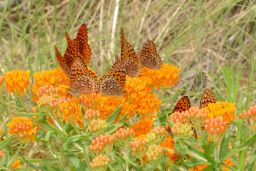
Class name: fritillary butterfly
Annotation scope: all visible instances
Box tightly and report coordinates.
[55,24,91,75]
[200,88,216,108]
[172,96,191,113]
[99,58,127,96]
[69,56,99,95]
[140,40,162,69]
[120,28,141,77]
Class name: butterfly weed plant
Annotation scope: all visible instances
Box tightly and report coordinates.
[0,23,255,171]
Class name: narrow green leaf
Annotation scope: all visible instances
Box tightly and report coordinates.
[106,105,122,124]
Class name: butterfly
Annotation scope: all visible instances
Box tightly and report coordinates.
[199,88,216,108]
[120,28,141,77]
[171,96,191,113]
[68,53,99,95]
[140,40,162,69]
[55,24,91,76]
[99,58,127,96]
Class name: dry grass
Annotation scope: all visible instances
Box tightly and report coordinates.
[0,0,255,110]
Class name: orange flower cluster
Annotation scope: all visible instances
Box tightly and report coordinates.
[240,106,256,121]
[204,117,227,135]
[10,159,21,169]
[58,99,83,127]
[152,126,167,135]
[88,119,108,132]
[169,107,207,124]
[171,122,194,137]
[145,144,163,160]
[131,118,154,137]
[89,134,114,152]
[90,154,110,168]
[84,109,100,120]
[37,85,70,107]
[189,159,234,171]
[8,117,38,141]
[160,136,178,161]
[4,70,30,95]
[130,139,147,154]
[140,64,180,89]
[32,69,69,101]
[112,127,134,141]
[204,102,235,123]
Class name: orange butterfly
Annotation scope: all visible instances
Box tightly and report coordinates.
[171,96,191,113]
[119,29,141,77]
[68,43,99,95]
[140,40,162,69]
[199,88,216,108]
[55,24,91,76]
[99,58,127,96]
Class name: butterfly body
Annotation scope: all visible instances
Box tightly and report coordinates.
[140,40,162,69]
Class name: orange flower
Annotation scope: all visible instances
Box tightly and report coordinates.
[145,144,163,160]
[131,119,154,136]
[240,106,256,121]
[204,102,235,123]
[89,134,114,152]
[112,127,134,141]
[58,99,83,127]
[32,69,69,101]
[8,117,38,141]
[130,139,147,154]
[4,70,30,95]
[10,159,21,169]
[90,154,110,168]
[160,136,178,161]
[188,164,207,171]
[140,64,180,89]
[204,117,227,135]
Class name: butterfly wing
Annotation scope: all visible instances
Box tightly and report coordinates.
[69,56,99,95]
[172,96,191,113]
[99,59,127,96]
[75,24,91,65]
[54,46,70,76]
[200,88,216,108]
[120,29,141,77]
[140,40,162,69]
[63,36,78,69]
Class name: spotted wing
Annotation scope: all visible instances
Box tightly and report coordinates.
[99,59,127,96]
[54,46,70,76]
[140,40,162,69]
[200,88,216,108]
[63,36,78,69]
[75,24,91,64]
[120,29,141,77]
[172,96,191,113]
[69,57,99,95]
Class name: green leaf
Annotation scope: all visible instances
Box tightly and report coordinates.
[219,132,230,161]
[106,105,122,124]
[203,141,215,163]
[69,156,80,168]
